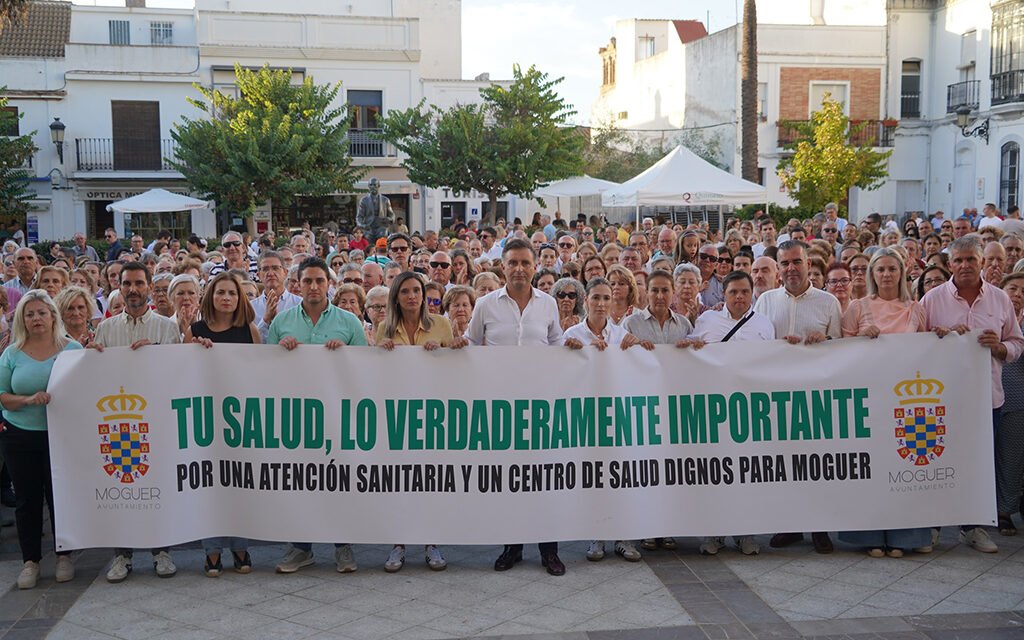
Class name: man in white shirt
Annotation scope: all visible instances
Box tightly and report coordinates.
[978,202,1004,231]
[751,219,777,259]
[465,238,565,576]
[824,202,848,234]
[753,241,840,554]
[692,271,775,343]
[479,227,504,261]
[251,251,302,342]
[91,262,181,584]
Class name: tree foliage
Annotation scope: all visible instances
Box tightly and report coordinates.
[0,93,37,218]
[583,118,724,183]
[0,0,30,33]
[171,65,364,217]
[777,95,891,213]
[379,64,585,222]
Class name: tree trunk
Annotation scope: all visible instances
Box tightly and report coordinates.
[740,0,759,184]
[486,192,498,226]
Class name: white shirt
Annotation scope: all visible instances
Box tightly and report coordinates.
[752,285,841,339]
[94,309,182,347]
[466,286,562,346]
[483,244,504,261]
[978,216,1004,231]
[251,289,303,342]
[691,306,776,343]
[623,308,692,344]
[563,319,628,346]
[752,242,772,259]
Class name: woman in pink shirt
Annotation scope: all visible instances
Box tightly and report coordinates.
[839,247,930,557]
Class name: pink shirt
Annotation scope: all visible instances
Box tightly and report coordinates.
[841,297,926,337]
[922,279,1024,408]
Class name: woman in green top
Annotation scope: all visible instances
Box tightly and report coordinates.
[0,290,82,589]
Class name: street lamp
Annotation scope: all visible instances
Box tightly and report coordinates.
[49,117,66,163]
[955,105,989,144]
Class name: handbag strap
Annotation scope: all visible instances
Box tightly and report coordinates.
[721,310,755,343]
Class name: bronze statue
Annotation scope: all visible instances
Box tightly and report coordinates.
[356,178,394,242]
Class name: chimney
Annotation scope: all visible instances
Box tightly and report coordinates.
[126,0,147,7]
[810,0,825,25]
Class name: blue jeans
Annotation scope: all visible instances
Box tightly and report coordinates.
[203,537,249,556]
[292,542,346,552]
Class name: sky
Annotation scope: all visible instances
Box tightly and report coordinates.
[72,0,885,125]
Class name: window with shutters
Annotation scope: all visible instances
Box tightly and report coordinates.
[1001,142,1020,212]
[111,101,161,170]
[109,20,130,45]
[150,22,173,45]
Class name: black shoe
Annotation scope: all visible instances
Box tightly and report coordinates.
[493,546,522,571]
[769,532,803,548]
[204,555,223,578]
[812,532,833,554]
[233,550,253,574]
[541,551,565,576]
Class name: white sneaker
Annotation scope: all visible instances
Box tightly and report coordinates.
[55,556,74,583]
[960,528,998,553]
[106,554,132,583]
[335,544,357,573]
[736,536,760,555]
[586,540,605,561]
[17,561,39,590]
[276,547,314,573]
[615,540,641,562]
[700,537,726,555]
[153,551,176,578]
[425,545,447,571]
[384,545,405,572]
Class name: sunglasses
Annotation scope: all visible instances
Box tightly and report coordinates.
[426,297,442,306]
[717,257,733,264]
[430,261,451,269]
[699,254,717,261]
[342,277,363,284]
[555,291,578,300]
[558,242,575,248]
[390,245,410,252]
[222,241,242,248]
[822,228,838,233]
[539,243,556,251]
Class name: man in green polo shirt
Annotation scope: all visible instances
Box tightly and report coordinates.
[267,256,367,574]
[267,257,368,349]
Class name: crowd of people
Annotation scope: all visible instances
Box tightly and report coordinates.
[0,201,1022,589]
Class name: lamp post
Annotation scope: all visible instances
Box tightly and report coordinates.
[49,117,66,163]
[956,105,989,144]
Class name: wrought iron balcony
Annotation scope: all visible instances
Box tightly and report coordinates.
[900,92,921,119]
[777,120,895,148]
[75,138,179,171]
[992,70,1024,106]
[947,80,980,113]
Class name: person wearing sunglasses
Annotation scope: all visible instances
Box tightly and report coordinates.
[427,252,452,289]
[387,233,412,271]
[210,231,259,282]
[698,244,724,307]
[555,234,577,269]
[377,272,466,572]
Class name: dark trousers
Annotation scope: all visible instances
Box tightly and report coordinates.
[507,542,557,555]
[0,426,67,563]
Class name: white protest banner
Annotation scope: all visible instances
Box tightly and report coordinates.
[47,332,994,551]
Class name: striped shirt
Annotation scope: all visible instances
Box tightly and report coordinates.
[209,258,260,282]
[623,308,692,344]
[94,309,182,347]
[753,284,842,339]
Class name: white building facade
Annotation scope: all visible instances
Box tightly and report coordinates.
[1,0,532,243]
[886,0,1024,219]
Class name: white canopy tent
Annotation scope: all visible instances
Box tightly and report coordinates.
[106,189,210,214]
[600,146,767,225]
[534,175,620,198]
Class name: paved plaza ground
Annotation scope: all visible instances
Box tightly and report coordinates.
[0,525,1021,640]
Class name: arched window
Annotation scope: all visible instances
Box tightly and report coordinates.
[1000,141,1020,211]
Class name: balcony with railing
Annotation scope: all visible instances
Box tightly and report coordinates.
[947,80,980,113]
[777,120,896,148]
[347,128,396,159]
[75,138,179,171]
[992,70,1024,106]
[900,92,921,118]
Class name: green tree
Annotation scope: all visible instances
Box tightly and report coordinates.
[777,95,890,213]
[1,0,30,32]
[583,118,725,183]
[0,93,37,219]
[171,65,364,222]
[380,64,584,223]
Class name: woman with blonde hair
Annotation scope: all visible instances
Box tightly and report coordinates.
[32,266,68,300]
[0,290,82,588]
[54,286,97,347]
[839,247,929,557]
[606,264,638,325]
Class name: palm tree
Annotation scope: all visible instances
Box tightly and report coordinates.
[740,0,759,184]
[0,0,30,33]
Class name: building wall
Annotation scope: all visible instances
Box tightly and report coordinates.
[778,67,882,120]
